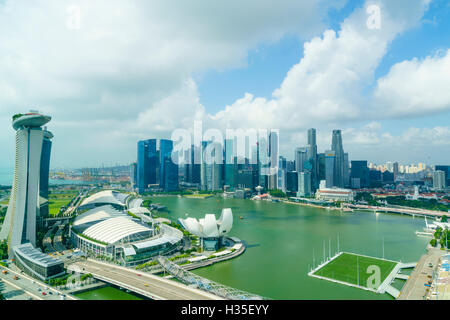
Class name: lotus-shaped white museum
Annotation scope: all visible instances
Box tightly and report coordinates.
[179,208,233,238]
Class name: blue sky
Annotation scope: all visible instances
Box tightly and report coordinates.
[0,0,449,169]
[197,0,450,132]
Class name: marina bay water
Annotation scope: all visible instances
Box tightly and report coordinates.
[0,167,89,187]
[75,286,145,300]
[150,196,429,300]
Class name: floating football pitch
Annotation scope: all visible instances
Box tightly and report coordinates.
[312,252,398,291]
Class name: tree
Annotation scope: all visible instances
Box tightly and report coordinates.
[430,238,437,247]
[442,215,448,223]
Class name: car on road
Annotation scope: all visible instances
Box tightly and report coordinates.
[13,275,19,280]
[42,292,47,296]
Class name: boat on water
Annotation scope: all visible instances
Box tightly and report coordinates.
[239,216,244,220]
[342,208,353,212]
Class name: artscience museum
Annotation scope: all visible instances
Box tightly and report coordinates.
[178,208,233,251]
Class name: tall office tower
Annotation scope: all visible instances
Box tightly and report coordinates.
[393,162,399,181]
[435,165,450,187]
[201,141,223,191]
[317,153,326,182]
[433,171,446,190]
[331,130,345,188]
[267,131,278,190]
[297,171,311,197]
[185,145,201,185]
[350,161,370,189]
[295,147,308,173]
[307,128,318,191]
[130,162,137,188]
[278,156,287,192]
[163,158,179,192]
[286,171,298,193]
[0,112,52,256]
[324,150,336,188]
[137,139,157,194]
[286,160,296,173]
[224,139,236,188]
[38,128,53,224]
[159,139,178,192]
[369,169,382,188]
[382,171,394,184]
[257,137,268,189]
[343,153,350,187]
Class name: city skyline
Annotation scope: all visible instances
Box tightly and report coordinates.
[0,0,449,168]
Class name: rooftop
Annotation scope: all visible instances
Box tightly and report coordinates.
[14,243,62,267]
[12,112,51,131]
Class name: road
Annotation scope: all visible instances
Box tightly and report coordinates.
[0,265,77,300]
[68,259,223,300]
[398,247,444,300]
[346,203,448,218]
[53,224,67,252]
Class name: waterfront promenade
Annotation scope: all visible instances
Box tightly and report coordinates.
[398,247,444,300]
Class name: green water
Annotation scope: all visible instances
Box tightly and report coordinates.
[75,286,145,300]
[151,196,428,300]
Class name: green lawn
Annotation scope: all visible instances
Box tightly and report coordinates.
[48,193,77,216]
[313,252,397,290]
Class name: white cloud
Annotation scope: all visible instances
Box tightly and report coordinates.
[374,49,450,117]
[210,0,432,132]
[0,0,447,168]
[0,0,334,166]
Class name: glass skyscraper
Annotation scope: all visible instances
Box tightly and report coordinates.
[350,160,370,188]
[331,130,345,188]
[159,139,178,192]
[324,150,336,188]
[307,128,318,191]
[137,139,157,193]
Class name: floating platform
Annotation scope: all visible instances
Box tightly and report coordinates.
[308,252,416,298]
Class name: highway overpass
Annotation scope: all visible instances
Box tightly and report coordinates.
[67,259,224,300]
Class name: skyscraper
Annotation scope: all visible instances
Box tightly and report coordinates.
[185,145,201,185]
[278,156,287,192]
[295,147,308,173]
[0,111,52,256]
[435,165,450,187]
[267,131,279,190]
[137,139,157,193]
[350,161,370,189]
[433,171,446,190]
[38,128,53,224]
[343,153,350,187]
[393,162,399,181]
[159,139,178,192]
[297,171,311,197]
[307,128,318,191]
[224,139,236,188]
[324,150,335,188]
[201,141,222,191]
[331,130,345,188]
